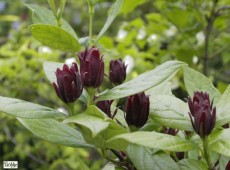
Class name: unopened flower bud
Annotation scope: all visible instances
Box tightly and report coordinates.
[187,91,216,138]
[96,100,113,117]
[125,92,149,128]
[78,47,104,88]
[53,63,83,103]
[109,59,127,85]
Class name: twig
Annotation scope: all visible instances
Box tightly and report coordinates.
[203,1,230,75]
[3,126,46,165]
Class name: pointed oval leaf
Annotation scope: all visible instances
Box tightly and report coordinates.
[209,129,230,157]
[216,85,230,127]
[25,4,78,40]
[17,118,91,148]
[63,105,127,148]
[95,0,123,42]
[106,131,195,152]
[43,61,64,83]
[150,95,193,131]
[0,96,66,119]
[177,159,208,170]
[127,144,179,170]
[30,24,80,52]
[96,61,186,101]
[183,67,221,104]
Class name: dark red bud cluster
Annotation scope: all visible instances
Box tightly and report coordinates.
[125,92,150,128]
[187,91,216,138]
[53,47,105,103]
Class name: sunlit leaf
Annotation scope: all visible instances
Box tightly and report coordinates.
[17,118,91,148]
[0,96,66,119]
[96,61,186,101]
[30,24,80,52]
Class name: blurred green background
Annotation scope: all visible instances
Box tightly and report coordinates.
[1,0,230,169]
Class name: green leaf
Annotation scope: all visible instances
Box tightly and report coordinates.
[25,4,78,40]
[30,24,80,52]
[111,105,128,129]
[47,0,56,15]
[165,9,190,28]
[219,155,230,170]
[150,95,193,131]
[106,131,195,151]
[43,61,88,104]
[209,129,230,157]
[120,0,146,16]
[43,61,64,83]
[146,82,173,97]
[127,144,179,170]
[0,96,66,119]
[63,105,127,148]
[17,118,91,148]
[95,0,123,42]
[96,61,186,101]
[183,67,221,104]
[216,85,230,127]
[177,159,208,170]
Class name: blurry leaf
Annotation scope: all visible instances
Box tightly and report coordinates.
[175,48,195,65]
[63,105,127,148]
[183,66,221,104]
[43,61,88,104]
[150,95,193,131]
[96,61,186,101]
[0,96,66,119]
[102,163,123,170]
[95,0,123,42]
[47,0,56,15]
[17,118,91,148]
[219,155,230,170]
[209,129,230,157]
[106,131,195,151]
[120,0,146,15]
[79,37,89,46]
[127,144,179,170]
[25,4,78,40]
[165,9,189,28]
[216,85,230,127]
[30,24,80,52]
[0,15,19,22]
[177,159,208,170]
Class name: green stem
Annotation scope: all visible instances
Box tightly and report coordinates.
[67,103,75,116]
[88,4,94,46]
[86,88,96,106]
[202,137,214,170]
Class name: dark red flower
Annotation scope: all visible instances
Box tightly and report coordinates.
[125,92,150,128]
[78,47,104,88]
[187,91,216,138]
[53,63,83,103]
[96,100,113,117]
[109,59,127,85]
